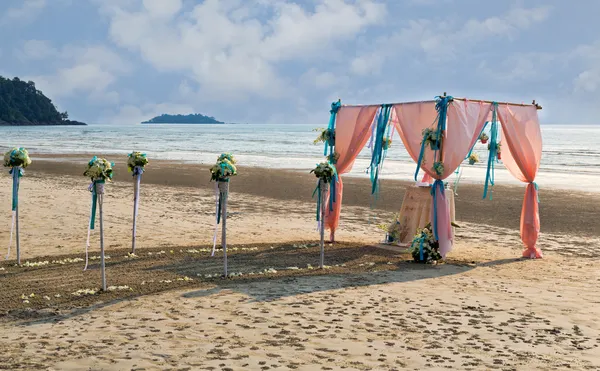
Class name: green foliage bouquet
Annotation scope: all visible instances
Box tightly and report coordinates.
[408,223,442,263]
[84,156,114,181]
[127,151,148,173]
[422,128,441,150]
[210,153,237,181]
[310,162,335,183]
[3,147,32,168]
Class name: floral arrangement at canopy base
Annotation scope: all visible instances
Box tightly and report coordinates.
[468,153,480,165]
[422,128,441,150]
[327,152,340,164]
[3,148,32,169]
[127,151,148,174]
[408,223,442,264]
[377,213,401,243]
[479,132,489,144]
[488,142,503,160]
[210,153,237,182]
[310,162,335,183]
[84,156,114,181]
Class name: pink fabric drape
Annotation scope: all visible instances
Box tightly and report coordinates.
[393,100,490,256]
[324,105,379,239]
[497,105,543,258]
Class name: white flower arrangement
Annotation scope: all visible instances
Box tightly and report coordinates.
[3,147,32,168]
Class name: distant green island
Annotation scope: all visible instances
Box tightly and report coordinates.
[0,76,86,126]
[142,113,224,124]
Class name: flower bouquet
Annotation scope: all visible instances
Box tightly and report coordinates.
[327,152,340,164]
[127,151,148,173]
[382,137,392,151]
[422,128,441,150]
[84,156,114,181]
[210,153,237,182]
[408,223,442,263]
[487,142,503,160]
[479,132,489,144]
[468,153,480,165]
[313,128,335,146]
[377,213,401,243]
[3,148,32,168]
[311,162,335,183]
[433,161,444,176]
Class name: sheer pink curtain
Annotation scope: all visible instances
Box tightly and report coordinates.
[497,104,543,258]
[324,105,379,240]
[393,100,490,256]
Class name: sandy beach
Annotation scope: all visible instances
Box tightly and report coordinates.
[1,156,600,370]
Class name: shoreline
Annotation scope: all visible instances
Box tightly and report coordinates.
[15,154,600,238]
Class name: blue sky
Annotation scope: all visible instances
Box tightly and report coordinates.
[0,0,598,125]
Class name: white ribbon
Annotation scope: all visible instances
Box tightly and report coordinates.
[84,184,94,271]
[5,211,15,260]
[211,181,219,256]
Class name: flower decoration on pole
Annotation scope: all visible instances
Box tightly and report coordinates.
[468,153,480,165]
[3,147,31,265]
[210,153,237,278]
[83,156,114,291]
[311,162,336,268]
[128,151,148,254]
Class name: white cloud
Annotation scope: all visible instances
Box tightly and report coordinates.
[1,0,47,24]
[99,0,385,99]
[300,68,339,89]
[23,43,130,103]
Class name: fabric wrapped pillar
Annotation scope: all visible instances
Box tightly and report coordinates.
[319,180,329,268]
[325,105,379,241]
[497,105,543,258]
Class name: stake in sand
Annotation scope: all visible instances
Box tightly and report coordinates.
[210,153,237,277]
[83,156,114,291]
[127,152,148,254]
[311,162,336,269]
[3,147,32,265]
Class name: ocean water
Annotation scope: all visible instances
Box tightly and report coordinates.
[1,124,599,192]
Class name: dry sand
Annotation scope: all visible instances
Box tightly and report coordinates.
[0,157,599,370]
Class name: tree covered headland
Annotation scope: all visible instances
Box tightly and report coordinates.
[142,113,224,124]
[0,76,86,126]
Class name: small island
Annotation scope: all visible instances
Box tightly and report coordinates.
[0,76,86,126]
[142,113,224,124]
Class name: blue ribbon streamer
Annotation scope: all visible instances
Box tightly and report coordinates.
[9,167,22,211]
[369,104,392,195]
[430,179,445,241]
[532,182,540,202]
[483,103,499,200]
[312,182,321,221]
[89,180,105,230]
[324,101,341,156]
[419,235,424,261]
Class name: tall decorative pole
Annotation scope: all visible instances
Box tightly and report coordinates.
[3,147,31,265]
[319,180,329,269]
[210,153,237,278]
[83,156,114,291]
[311,162,335,269]
[97,180,107,291]
[128,152,148,254]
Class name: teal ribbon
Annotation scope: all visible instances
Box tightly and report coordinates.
[532,182,540,202]
[415,96,453,180]
[89,180,105,230]
[9,167,23,211]
[419,235,425,261]
[312,181,322,221]
[369,104,392,195]
[483,103,499,200]
[430,179,445,241]
[324,101,341,156]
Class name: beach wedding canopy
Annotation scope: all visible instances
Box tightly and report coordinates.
[322,94,543,259]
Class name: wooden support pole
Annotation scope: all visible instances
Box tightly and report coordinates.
[219,181,229,277]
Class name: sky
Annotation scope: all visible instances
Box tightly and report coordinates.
[0,0,598,125]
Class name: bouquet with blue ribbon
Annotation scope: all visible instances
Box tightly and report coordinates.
[408,223,442,263]
[210,153,237,257]
[83,156,113,271]
[128,152,148,253]
[3,147,31,262]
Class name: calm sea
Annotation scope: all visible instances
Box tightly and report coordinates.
[1,124,598,192]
